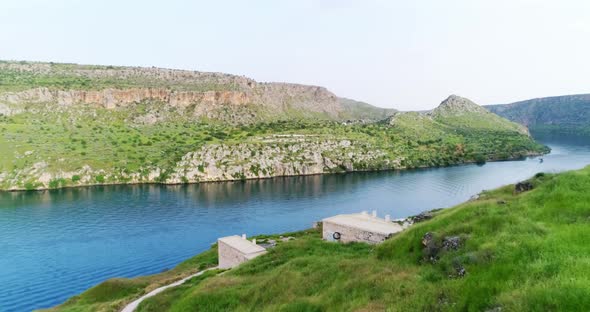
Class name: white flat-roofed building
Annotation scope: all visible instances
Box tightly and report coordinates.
[217,235,267,269]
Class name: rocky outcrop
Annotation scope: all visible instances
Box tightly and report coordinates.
[169,138,396,183]
[0,87,250,109]
[0,61,350,122]
[432,95,490,116]
[0,137,402,190]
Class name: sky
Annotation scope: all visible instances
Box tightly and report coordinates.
[1,0,589,110]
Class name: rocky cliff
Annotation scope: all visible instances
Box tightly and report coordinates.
[0,61,370,123]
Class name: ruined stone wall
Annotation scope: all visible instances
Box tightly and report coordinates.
[322,221,390,244]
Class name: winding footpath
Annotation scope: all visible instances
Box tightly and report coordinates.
[121,267,218,312]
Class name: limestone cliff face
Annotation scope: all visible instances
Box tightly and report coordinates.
[0,62,346,122]
[0,87,250,109]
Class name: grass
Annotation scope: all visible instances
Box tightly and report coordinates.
[46,165,590,312]
[42,247,218,312]
[0,106,548,190]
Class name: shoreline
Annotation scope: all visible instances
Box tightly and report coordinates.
[1,151,547,192]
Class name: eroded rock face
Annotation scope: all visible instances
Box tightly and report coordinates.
[1,138,402,190]
[0,87,251,109]
[168,139,393,183]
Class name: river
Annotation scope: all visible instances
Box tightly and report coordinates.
[0,133,589,312]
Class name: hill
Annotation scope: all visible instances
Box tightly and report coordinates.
[46,166,590,311]
[338,97,397,121]
[0,61,547,190]
[486,94,590,135]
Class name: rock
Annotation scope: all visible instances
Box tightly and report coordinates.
[497,200,507,205]
[411,212,433,223]
[422,232,439,263]
[442,236,461,251]
[452,263,466,278]
[258,239,277,249]
[515,181,534,193]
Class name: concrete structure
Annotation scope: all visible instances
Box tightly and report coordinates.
[217,235,267,269]
[322,211,403,244]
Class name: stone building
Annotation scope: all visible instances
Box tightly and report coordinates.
[217,235,267,269]
[322,211,403,244]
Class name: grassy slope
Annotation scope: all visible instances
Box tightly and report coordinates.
[0,109,547,190]
[48,166,590,312]
[42,248,218,312]
[338,97,397,120]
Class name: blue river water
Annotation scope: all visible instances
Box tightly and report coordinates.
[0,133,589,311]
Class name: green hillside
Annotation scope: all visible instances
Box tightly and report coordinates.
[0,62,547,190]
[47,166,590,312]
[486,94,590,135]
[338,97,397,121]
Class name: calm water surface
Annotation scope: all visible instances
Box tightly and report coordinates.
[1,133,589,311]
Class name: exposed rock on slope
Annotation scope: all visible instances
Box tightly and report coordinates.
[431,95,489,116]
[0,61,374,123]
[386,95,531,136]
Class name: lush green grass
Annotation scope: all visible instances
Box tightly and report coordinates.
[42,247,218,312]
[105,166,590,312]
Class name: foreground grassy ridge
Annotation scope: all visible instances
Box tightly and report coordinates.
[49,166,590,311]
[42,248,218,312]
[0,105,547,190]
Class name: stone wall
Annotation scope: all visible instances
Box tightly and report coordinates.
[218,237,266,269]
[322,221,391,244]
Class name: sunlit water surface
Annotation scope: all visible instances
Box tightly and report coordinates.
[0,133,589,311]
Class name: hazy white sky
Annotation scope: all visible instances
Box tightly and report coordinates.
[1,0,589,110]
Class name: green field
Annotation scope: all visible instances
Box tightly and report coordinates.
[46,166,590,312]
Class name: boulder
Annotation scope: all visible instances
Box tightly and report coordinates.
[442,236,462,251]
[422,232,439,263]
[515,181,534,193]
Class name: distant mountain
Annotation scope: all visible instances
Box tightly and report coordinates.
[338,98,397,121]
[387,95,529,136]
[486,94,590,135]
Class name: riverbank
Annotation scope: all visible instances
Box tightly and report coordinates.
[44,165,590,311]
[2,149,547,192]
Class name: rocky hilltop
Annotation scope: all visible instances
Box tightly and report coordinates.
[0,61,547,190]
[432,94,489,115]
[486,94,590,134]
[0,61,386,123]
